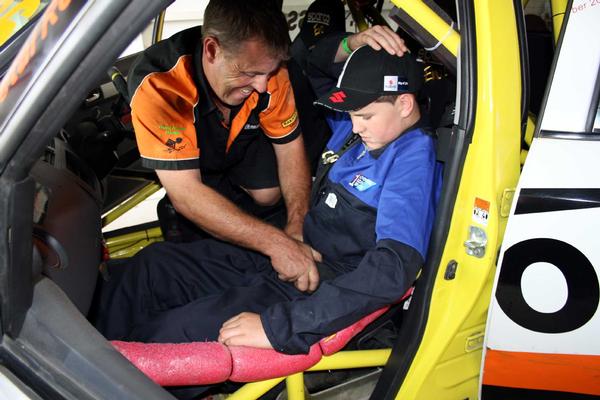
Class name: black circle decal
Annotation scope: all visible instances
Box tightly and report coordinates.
[496,238,599,333]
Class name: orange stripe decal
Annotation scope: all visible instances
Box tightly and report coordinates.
[483,348,600,396]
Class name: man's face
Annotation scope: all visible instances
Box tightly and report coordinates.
[349,98,405,150]
[208,39,281,106]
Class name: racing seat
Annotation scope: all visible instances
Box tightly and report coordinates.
[110,288,414,397]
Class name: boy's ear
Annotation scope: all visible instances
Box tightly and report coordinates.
[396,93,416,117]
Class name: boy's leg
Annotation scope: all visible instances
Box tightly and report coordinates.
[93,239,279,340]
[126,274,304,343]
[125,264,345,344]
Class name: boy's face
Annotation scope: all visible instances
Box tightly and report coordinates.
[349,97,405,150]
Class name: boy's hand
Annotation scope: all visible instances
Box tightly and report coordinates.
[218,312,273,349]
[347,25,408,56]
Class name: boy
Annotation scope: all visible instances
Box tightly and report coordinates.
[94,38,442,356]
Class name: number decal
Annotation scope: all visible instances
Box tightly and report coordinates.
[496,238,599,333]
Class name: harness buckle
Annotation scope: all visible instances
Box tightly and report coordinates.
[321,150,339,165]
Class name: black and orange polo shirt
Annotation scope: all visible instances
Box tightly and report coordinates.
[127,26,300,172]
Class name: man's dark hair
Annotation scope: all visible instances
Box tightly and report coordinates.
[203,0,290,60]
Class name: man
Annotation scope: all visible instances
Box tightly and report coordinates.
[127,0,317,291]
[95,28,442,355]
[290,0,346,72]
[288,0,345,174]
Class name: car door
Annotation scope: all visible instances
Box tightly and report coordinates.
[0,0,181,398]
[481,1,600,398]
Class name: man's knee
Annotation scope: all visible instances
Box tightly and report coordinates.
[245,187,282,207]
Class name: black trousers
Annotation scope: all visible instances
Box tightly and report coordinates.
[94,239,310,343]
[91,239,342,399]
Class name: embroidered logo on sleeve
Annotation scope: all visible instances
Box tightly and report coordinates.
[159,125,185,135]
[349,174,376,191]
[281,111,298,128]
[165,137,186,153]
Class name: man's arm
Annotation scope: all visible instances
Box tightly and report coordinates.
[334,25,408,63]
[272,134,311,240]
[156,168,319,292]
[270,132,320,292]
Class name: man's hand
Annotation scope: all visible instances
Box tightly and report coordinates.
[292,244,322,293]
[218,312,273,349]
[294,261,320,293]
[284,221,304,242]
[347,25,408,57]
[269,238,321,292]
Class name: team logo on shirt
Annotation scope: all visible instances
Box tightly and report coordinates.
[349,174,376,191]
[164,137,186,153]
[281,111,298,128]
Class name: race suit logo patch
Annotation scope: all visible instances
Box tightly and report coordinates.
[349,174,376,191]
[281,111,298,128]
[325,193,338,208]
